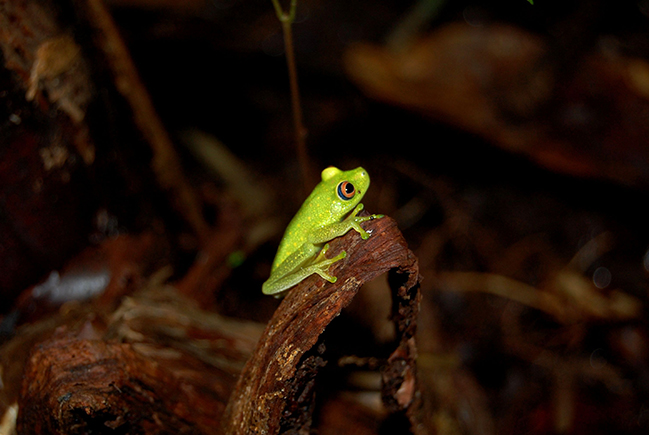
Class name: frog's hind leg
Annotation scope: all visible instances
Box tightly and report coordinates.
[262,244,346,296]
[308,243,346,283]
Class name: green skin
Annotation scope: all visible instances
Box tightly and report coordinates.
[262,166,383,296]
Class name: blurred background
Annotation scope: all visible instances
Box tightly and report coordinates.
[3,0,649,433]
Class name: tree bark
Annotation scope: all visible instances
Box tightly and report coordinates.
[222,214,422,434]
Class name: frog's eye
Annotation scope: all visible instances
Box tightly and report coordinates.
[337,181,355,200]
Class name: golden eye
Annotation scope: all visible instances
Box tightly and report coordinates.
[337,181,355,200]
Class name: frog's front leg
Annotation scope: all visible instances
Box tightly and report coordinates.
[343,203,384,240]
[262,243,347,296]
[307,203,384,244]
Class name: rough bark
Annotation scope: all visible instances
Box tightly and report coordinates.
[222,214,422,434]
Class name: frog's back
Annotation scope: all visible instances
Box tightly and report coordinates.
[271,192,336,269]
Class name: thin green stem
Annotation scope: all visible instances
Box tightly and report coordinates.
[270,0,298,22]
[270,0,313,194]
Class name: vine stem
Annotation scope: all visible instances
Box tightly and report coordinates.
[270,0,313,194]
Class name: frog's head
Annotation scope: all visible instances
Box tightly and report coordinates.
[321,166,370,216]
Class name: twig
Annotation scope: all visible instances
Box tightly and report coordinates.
[82,0,211,241]
[270,0,313,193]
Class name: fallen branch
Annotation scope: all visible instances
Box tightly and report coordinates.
[14,284,262,435]
[222,214,422,434]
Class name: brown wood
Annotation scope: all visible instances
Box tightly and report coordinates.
[222,214,422,434]
[11,215,421,434]
[13,282,259,435]
[17,332,228,434]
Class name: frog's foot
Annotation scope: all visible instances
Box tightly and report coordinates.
[349,203,365,218]
[313,242,333,263]
[349,213,385,240]
[311,249,347,283]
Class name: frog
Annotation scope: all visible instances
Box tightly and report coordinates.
[262,166,383,297]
